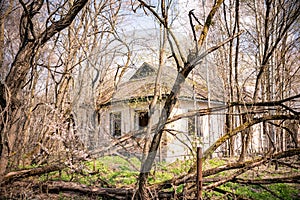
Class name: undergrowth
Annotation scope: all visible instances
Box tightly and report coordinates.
[39,156,299,199]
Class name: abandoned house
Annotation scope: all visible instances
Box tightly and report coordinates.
[94,62,225,162]
[81,62,300,162]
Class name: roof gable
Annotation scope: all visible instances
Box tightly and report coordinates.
[97,62,225,107]
[130,62,156,80]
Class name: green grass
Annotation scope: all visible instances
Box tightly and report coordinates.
[207,182,299,200]
[39,156,299,200]
[206,157,227,168]
[40,156,141,186]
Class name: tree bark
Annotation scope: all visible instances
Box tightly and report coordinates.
[136,1,226,198]
[0,0,88,181]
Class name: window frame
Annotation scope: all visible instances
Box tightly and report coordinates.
[188,112,202,137]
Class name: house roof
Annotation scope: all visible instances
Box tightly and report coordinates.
[98,62,224,107]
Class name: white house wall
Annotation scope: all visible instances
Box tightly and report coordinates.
[97,99,225,162]
[165,106,191,162]
[164,100,225,161]
[97,108,111,147]
[201,114,210,151]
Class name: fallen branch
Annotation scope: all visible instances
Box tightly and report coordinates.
[213,187,251,200]
[154,148,300,191]
[42,181,174,199]
[42,181,134,199]
[257,184,284,200]
[1,163,65,186]
[203,115,300,160]
[203,155,267,190]
[233,174,300,184]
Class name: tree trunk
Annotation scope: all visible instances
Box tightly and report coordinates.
[0,0,88,182]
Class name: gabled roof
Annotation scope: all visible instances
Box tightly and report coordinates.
[111,63,175,102]
[98,62,224,107]
[130,62,156,80]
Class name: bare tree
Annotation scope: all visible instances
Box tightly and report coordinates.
[131,0,245,199]
[0,0,89,182]
[1,0,299,199]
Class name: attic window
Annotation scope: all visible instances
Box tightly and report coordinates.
[110,112,121,137]
[135,111,149,130]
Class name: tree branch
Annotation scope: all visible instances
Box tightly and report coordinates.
[40,0,89,44]
[203,114,299,160]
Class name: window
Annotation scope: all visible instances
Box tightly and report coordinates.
[110,112,121,137]
[188,115,196,136]
[135,111,149,130]
[188,114,202,137]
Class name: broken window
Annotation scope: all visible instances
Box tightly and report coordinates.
[135,111,149,130]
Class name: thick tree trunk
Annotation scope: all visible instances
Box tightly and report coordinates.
[0,44,35,176]
[0,0,88,182]
[136,1,241,196]
[137,72,186,199]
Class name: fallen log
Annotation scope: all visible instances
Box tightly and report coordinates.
[42,181,175,199]
[1,163,65,186]
[42,181,134,199]
[233,174,300,184]
[152,148,300,192]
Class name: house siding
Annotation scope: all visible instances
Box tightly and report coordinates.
[93,96,228,162]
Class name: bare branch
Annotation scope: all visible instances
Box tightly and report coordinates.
[40,0,89,44]
[203,114,300,160]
